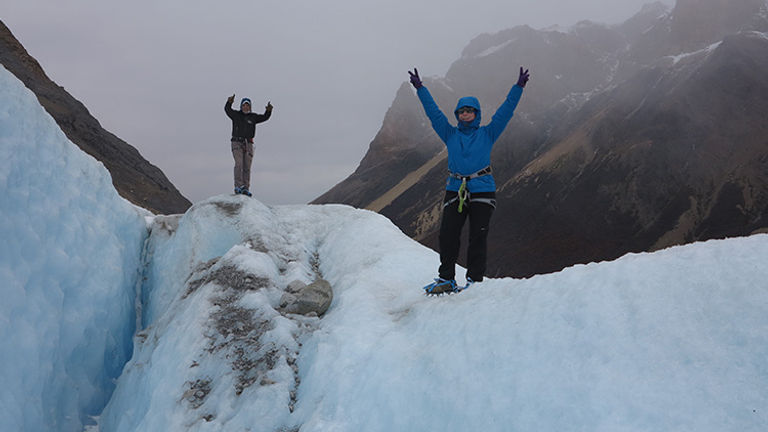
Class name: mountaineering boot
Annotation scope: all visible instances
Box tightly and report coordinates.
[423,278,457,295]
[459,277,476,292]
[234,186,243,195]
[241,187,252,197]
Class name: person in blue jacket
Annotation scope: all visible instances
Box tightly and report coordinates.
[409,66,529,294]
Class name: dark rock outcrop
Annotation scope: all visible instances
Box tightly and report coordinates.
[1,20,191,214]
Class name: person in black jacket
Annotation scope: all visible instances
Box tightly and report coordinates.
[225,95,273,196]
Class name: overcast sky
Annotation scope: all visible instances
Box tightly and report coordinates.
[4,0,670,205]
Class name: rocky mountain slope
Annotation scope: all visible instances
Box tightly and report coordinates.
[1,20,191,215]
[314,0,768,277]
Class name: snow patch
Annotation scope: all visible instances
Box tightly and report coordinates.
[744,30,768,41]
[641,24,656,35]
[436,78,455,93]
[473,39,515,58]
[540,24,568,33]
[559,91,596,111]
[667,41,722,65]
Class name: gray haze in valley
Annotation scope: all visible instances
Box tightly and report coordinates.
[3,0,671,205]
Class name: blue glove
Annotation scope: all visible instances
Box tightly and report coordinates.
[408,68,423,89]
[517,67,530,88]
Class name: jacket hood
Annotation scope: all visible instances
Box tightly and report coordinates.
[454,96,482,130]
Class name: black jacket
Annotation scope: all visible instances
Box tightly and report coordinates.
[225,102,271,139]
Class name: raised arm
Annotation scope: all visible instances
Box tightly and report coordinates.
[409,68,452,143]
[253,101,273,123]
[225,94,236,119]
[486,67,529,143]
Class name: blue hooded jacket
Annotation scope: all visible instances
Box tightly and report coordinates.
[416,84,523,192]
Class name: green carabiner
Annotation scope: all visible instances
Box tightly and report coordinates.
[458,178,468,213]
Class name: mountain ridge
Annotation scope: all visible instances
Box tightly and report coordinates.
[0,20,191,215]
[314,0,768,278]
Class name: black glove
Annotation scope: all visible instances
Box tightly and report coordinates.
[227,94,235,104]
[517,67,530,88]
[408,68,423,89]
[265,101,273,112]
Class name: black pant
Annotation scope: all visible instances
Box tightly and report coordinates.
[438,190,496,282]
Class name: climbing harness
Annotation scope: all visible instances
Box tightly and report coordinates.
[447,166,493,212]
